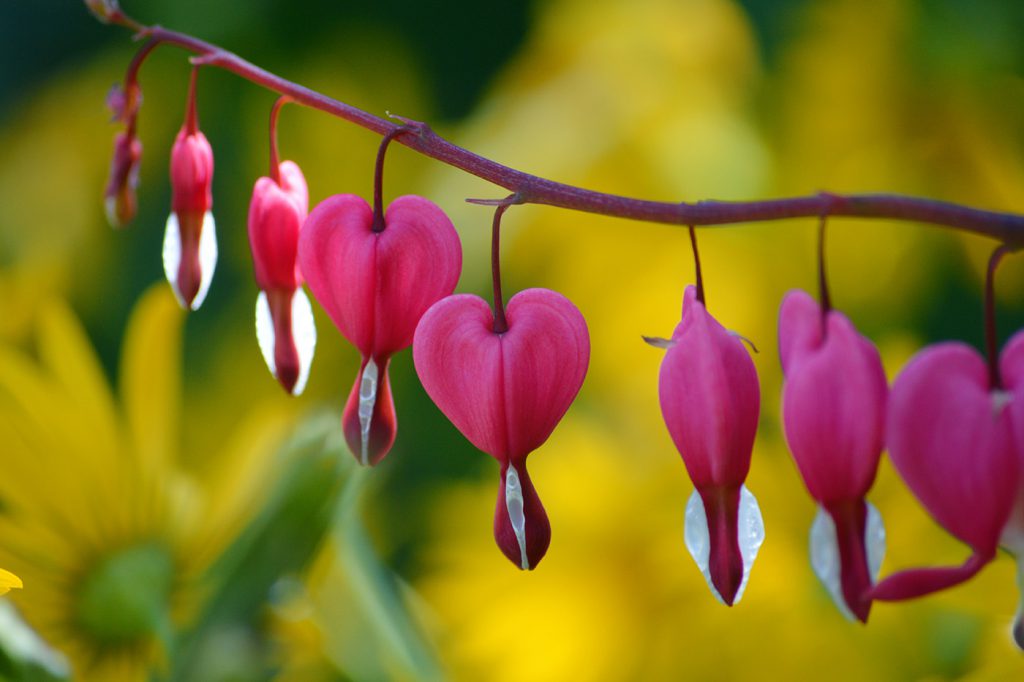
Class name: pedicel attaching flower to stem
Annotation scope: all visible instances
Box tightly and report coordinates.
[248,96,315,396]
[413,198,590,570]
[298,124,462,465]
[871,246,1024,648]
[164,66,216,310]
[778,217,888,623]
[647,228,764,605]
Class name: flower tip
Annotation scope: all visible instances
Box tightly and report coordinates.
[684,486,764,606]
[342,358,396,466]
[163,211,217,310]
[495,463,551,570]
[809,501,885,623]
[255,288,316,396]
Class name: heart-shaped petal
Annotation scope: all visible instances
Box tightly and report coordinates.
[413,288,589,463]
[298,193,462,360]
[886,342,1017,556]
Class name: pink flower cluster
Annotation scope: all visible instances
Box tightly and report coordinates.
[651,281,1024,644]
[104,66,1024,644]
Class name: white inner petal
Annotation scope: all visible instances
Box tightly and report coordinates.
[809,502,886,621]
[1013,557,1024,651]
[192,211,217,310]
[162,213,183,307]
[255,291,275,376]
[993,389,1013,417]
[865,501,886,581]
[357,358,379,466]
[290,288,316,396]
[505,464,530,570]
[161,211,218,310]
[683,485,764,605]
[735,485,766,603]
[810,507,851,621]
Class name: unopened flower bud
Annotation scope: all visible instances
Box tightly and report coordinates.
[163,110,216,310]
[104,131,142,228]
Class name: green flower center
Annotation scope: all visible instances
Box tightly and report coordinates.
[76,543,174,646]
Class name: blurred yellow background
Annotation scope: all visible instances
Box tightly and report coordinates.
[1,0,1023,680]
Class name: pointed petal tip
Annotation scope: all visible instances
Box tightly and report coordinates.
[255,288,317,396]
[163,211,217,311]
[684,486,764,606]
[342,359,396,466]
[494,463,550,570]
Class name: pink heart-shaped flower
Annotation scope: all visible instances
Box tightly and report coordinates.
[777,289,889,622]
[871,341,1018,601]
[656,285,763,606]
[413,288,589,568]
[298,193,462,465]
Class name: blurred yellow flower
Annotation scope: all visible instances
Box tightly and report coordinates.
[0,568,22,595]
[0,286,294,680]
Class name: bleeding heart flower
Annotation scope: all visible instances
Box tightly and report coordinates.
[778,289,888,622]
[163,73,215,311]
[654,285,764,605]
[299,193,461,465]
[105,130,142,228]
[870,336,1020,606]
[248,160,315,395]
[413,288,590,570]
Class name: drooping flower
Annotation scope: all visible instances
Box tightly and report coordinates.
[298,193,462,465]
[104,130,142,228]
[248,160,315,395]
[413,288,590,569]
[0,286,295,680]
[778,289,888,622]
[654,284,764,605]
[163,70,216,310]
[871,334,1021,607]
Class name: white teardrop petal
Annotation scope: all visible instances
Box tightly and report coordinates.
[684,486,764,605]
[810,506,852,620]
[255,291,276,377]
[161,211,217,310]
[162,213,184,307]
[865,501,886,581]
[809,502,886,621]
[734,485,766,603]
[505,464,530,570]
[357,358,379,466]
[1013,557,1024,651]
[684,489,723,604]
[290,287,316,396]
[191,210,217,310]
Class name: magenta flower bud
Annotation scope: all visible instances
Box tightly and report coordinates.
[656,285,764,606]
[778,289,888,622]
[104,130,142,228]
[871,336,1020,608]
[164,123,216,310]
[299,194,462,465]
[248,160,315,395]
[414,289,589,570]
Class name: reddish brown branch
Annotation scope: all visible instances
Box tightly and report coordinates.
[108,16,1024,246]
